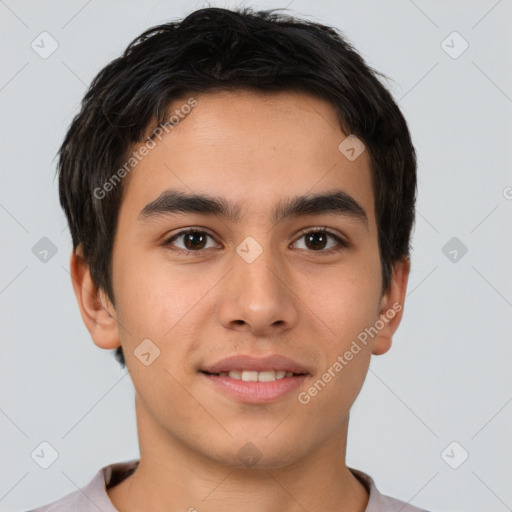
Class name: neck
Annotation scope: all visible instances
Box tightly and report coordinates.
[107,395,369,512]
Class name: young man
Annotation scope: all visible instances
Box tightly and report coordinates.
[29,6,429,512]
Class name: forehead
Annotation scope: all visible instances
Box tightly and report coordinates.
[119,89,375,225]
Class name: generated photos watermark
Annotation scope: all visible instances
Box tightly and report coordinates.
[93,97,198,200]
[298,301,403,405]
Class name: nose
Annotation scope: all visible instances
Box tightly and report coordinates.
[216,245,299,337]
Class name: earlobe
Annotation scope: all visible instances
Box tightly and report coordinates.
[69,247,121,350]
[371,257,411,356]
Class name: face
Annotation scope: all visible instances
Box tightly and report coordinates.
[76,90,408,469]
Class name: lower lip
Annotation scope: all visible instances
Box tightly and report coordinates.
[200,372,308,404]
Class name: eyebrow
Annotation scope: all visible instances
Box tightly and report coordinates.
[138,189,368,229]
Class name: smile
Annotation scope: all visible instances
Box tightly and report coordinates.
[203,370,304,381]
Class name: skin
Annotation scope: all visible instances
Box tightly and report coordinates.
[70,90,410,512]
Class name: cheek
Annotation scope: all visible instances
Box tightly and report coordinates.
[306,254,381,413]
[299,281,379,420]
[113,263,199,414]
[309,259,382,341]
[113,256,216,370]
[114,252,191,329]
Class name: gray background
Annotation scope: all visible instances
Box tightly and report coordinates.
[1,1,511,511]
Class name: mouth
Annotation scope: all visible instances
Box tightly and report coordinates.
[199,354,311,403]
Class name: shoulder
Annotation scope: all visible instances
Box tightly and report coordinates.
[25,459,139,512]
[350,468,432,512]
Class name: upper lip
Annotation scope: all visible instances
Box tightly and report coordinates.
[201,354,310,374]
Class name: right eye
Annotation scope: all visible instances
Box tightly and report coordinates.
[164,229,220,254]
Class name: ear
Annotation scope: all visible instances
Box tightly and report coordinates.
[69,246,121,350]
[372,257,410,356]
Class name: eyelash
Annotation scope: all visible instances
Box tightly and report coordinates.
[163,227,349,255]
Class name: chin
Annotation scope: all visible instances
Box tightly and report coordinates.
[200,433,312,471]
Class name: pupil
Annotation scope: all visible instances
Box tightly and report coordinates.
[185,232,206,250]
[306,232,326,250]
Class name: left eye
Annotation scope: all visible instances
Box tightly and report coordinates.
[292,229,347,252]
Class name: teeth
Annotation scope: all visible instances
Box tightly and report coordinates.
[258,371,276,382]
[241,371,258,382]
[218,370,299,381]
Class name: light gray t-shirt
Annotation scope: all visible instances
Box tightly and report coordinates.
[27,459,430,512]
